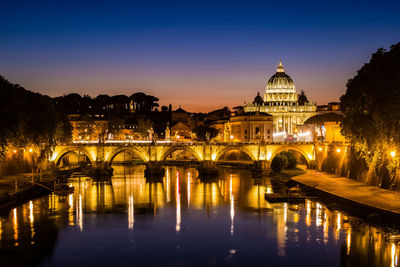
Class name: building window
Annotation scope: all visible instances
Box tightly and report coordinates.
[255,127,260,134]
[244,130,247,134]
[267,129,270,134]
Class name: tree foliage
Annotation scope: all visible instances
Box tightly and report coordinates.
[0,76,71,159]
[340,42,400,188]
[271,155,287,173]
[271,151,297,173]
[279,151,297,169]
[193,125,219,141]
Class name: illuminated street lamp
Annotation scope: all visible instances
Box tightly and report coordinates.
[391,151,396,158]
[336,148,341,153]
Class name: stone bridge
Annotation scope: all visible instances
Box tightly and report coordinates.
[51,141,316,169]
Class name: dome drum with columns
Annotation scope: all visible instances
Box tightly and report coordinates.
[243,60,317,136]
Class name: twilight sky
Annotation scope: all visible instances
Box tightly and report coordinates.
[1,0,400,112]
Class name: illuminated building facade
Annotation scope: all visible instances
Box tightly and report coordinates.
[225,112,274,142]
[243,60,317,136]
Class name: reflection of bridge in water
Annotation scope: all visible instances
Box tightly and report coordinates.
[52,141,317,169]
[67,166,275,215]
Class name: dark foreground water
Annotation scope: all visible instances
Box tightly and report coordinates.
[0,165,399,267]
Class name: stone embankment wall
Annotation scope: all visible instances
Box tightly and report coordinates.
[315,144,400,192]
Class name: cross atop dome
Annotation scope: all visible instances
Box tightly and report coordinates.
[276,59,285,73]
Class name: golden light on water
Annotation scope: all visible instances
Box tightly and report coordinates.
[69,193,73,208]
[306,200,311,227]
[166,168,170,202]
[1,166,399,266]
[391,243,398,267]
[128,195,134,230]
[29,201,35,243]
[176,172,181,233]
[230,175,234,236]
[77,194,83,231]
[323,211,329,244]
[347,231,351,255]
[13,208,18,246]
[316,203,322,227]
[187,172,191,206]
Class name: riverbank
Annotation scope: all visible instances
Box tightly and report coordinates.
[293,169,400,223]
[0,172,54,213]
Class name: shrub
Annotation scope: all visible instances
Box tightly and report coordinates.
[271,155,287,173]
[280,151,297,169]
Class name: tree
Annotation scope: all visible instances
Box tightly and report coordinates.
[279,151,297,169]
[271,155,287,173]
[340,42,400,188]
[137,118,153,138]
[0,76,71,164]
[193,125,219,141]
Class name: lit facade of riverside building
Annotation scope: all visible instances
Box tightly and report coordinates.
[243,60,317,140]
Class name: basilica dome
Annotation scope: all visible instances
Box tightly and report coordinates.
[265,60,296,92]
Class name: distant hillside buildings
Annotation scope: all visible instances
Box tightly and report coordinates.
[59,61,344,144]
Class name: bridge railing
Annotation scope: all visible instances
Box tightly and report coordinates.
[70,140,315,146]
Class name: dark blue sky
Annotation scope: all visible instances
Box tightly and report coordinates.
[1,0,400,111]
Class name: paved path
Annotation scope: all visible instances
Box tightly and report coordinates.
[293,170,400,215]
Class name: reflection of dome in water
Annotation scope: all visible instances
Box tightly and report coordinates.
[265,60,296,92]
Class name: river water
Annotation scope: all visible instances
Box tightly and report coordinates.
[0,165,399,266]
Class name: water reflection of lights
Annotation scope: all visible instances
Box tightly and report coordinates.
[176,172,181,232]
[277,203,288,257]
[29,201,35,243]
[187,172,191,206]
[166,168,170,202]
[306,200,311,227]
[283,203,288,223]
[391,243,399,267]
[128,195,134,230]
[76,194,83,231]
[29,201,34,224]
[13,208,18,246]
[347,231,351,255]
[68,193,74,226]
[0,167,399,267]
[69,193,74,208]
[230,175,234,236]
[316,203,322,227]
[335,212,341,240]
[323,211,328,244]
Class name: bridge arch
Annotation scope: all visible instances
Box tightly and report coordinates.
[270,146,312,165]
[215,146,256,162]
[161,146,201,161]
[54,147,94,166]
[106,147,148,164]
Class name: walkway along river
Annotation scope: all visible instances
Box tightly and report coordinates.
[0,165,399,266]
